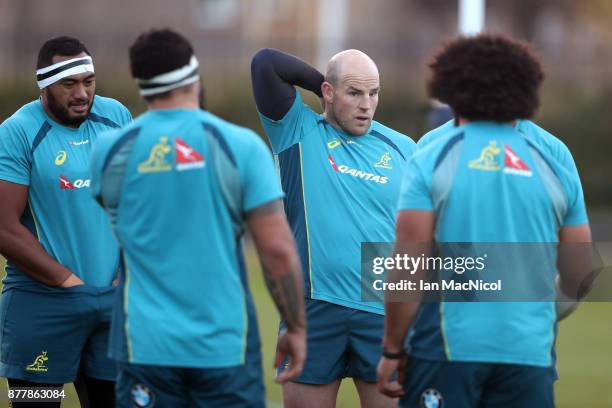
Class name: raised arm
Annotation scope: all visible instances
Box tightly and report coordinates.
[246,199,306,383]
[0,181,83,287]
[250,48,324,120]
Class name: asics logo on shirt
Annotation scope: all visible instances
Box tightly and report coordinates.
[328,154,389,184]
[55,151,67,166]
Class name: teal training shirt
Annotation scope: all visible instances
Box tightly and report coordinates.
[399,121,588,367]
[0,96,131,290]
[259,92,416,314]
[90,109,283,368]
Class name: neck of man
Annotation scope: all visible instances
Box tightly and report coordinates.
[457,117,518,127]
[322,110,339,130]
[147,88,199,111]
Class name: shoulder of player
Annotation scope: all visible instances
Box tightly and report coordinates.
[291,91,321,129]
[370,120,415,155]
[90,95,131,127]
[417,119,455,147]
[0,100,47,142]
[411,126,465,168]
[201,111,269,152]
[517,120,572,159]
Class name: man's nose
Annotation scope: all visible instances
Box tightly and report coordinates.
[359,95,372,110]
[72,83,88,100]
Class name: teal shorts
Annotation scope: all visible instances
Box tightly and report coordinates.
[0,285,117,384]
[400,357,555,408]
[278,298,384,384]
[115,295,265,408]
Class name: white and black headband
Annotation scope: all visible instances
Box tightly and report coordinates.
[36,56,95,89]
[136,55,199,96]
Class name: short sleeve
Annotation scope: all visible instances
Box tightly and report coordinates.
[258,91,307,154]
[553,138,589,227]
[240,134,284,212]
[562,163,588,226]
[0,119,31,186]
[398,158,433,211]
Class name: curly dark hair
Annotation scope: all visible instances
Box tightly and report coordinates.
[427,33,544,122]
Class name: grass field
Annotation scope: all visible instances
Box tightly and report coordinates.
[1,253,611,407]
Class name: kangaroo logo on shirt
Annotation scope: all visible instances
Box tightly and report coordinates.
[55,150,67,166]
[175,137,205,171]
[503,144,532,177]
[374,152,392,169]
[469,140,501,171]
[26,351,49,372]
[138,136,173,173]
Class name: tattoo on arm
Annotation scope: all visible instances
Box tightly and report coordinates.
[263,264,305,331]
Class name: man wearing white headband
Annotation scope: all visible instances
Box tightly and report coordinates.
[90,28,306,407]
[0,36,131,407]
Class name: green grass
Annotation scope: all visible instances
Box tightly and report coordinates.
[1,254,611,407]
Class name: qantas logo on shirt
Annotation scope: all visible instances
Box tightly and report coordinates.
[175,137,205,171]
[328,154,388,184]
[59,175,90,190]
[503,144,532,177]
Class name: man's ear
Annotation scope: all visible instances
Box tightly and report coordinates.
[321,81,334,104]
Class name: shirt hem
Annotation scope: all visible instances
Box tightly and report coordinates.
[410,350,552,367]
[311,292,384,315]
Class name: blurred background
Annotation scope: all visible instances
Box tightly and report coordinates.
[0,0,611,407]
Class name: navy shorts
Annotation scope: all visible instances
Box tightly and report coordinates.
[278,298,384,384]
[0,285,117,384]
[115,356,264,407]
[400,357,555,408]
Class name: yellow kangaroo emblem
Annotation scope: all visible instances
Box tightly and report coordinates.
[374,152,392,169]
[469,140,501,171]
[26,351,49,372]
[138,136,172,173]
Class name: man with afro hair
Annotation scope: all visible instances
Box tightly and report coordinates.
[377,34,592,408]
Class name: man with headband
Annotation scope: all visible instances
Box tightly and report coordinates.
[0,36,131,407]
[89,29,306,407]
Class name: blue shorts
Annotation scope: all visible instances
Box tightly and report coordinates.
[0,285,117,384]
[278,298,384,384]
[115,353,264,407]
[400,357,555,408]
